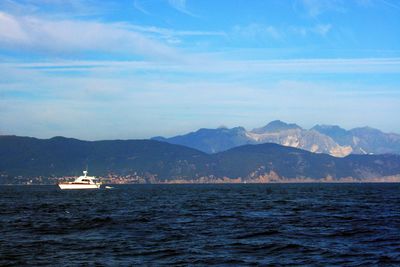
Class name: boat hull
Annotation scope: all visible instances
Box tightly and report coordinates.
[58,183,101,190]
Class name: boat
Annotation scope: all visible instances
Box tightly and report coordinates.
[58,170,101,190]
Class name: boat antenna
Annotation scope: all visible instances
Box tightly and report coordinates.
[83,164,88,177]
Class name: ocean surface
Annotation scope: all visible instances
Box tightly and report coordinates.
[1,184,399,266]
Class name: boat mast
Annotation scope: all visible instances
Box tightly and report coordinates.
[83,164,89,177]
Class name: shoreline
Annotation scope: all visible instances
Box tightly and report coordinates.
[2,180,400,186]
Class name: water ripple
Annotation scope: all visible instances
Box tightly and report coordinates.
[0,183,399,265]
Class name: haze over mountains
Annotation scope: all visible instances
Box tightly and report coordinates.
[153,120,400,157]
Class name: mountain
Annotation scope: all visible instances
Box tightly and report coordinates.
[350,127,400,154]
[312,125,400,155]
[247,122,351,157]
[311,125,354,146]
[1,135,400,184]
[153,127,252,154]
[154,120,400,157]
[154,120,353,157]
[214,143,400,180]
[251,120,301,134]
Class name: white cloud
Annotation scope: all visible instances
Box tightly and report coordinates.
[232,23,331,41]
[127,24,225,37]
[297,0,346,17]
[291,24,332,36]
[0,0,111,18]
[3,57,400,75]
[167,0,198,17]
[133,0,150,15]
[233,24,281,40]
[0,11,179,60]
[0,11,29,43]
[0,10,226,60]
[132,0,201,17]
[381,0,400,11]
[313,24,332,36]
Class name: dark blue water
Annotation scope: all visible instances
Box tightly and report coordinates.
[1,184,400,266]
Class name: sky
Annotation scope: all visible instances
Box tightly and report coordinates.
[1,0,400,140]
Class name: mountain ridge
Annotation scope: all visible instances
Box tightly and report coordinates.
[153,120,400,157]
[251,120,302,134]
[1,135,400,184]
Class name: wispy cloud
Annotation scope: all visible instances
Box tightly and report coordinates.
[167,0,198,17]
[3,57,400,75]
[128,24,225,37]
[232,23,331,41]
[133,0,150,15]
[0,10,226,60]
[0,0,113,18]
[313,24,332,35]
[296,0,346,17]
[0,11,178,60]
[291,24,332,36]
[232,24,281,40]
[126,24,226,45]
[381,0,400,11]
[135,0,201,17]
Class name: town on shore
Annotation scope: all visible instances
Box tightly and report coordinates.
[3,173,400,185]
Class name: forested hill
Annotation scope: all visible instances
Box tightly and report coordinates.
[1,135,400,183]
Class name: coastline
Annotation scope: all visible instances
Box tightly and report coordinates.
[2,175,400,185]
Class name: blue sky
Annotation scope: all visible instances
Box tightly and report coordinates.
[1,0,400,140]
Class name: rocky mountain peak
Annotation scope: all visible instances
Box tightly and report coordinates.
[151,120,400,157]
[251,120,302,134]
[350,126,383,135]
[312,125,350,138]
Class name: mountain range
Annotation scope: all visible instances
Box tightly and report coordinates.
[1,135,400,184]
[153,120,400,157]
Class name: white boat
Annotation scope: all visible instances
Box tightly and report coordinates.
[58,170,101,190]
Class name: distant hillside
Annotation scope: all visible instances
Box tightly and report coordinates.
[153,120,400,157]
[214,143,400,180]
[1,135,400,184]
[153,127,252,154]
[0,135,211,180]
[312,125,400,155]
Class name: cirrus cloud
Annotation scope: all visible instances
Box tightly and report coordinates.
[0,11,178,60]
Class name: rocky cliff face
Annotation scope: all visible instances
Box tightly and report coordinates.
[312,125,400,155]
[246,127,352,157]
[153,120,361,157]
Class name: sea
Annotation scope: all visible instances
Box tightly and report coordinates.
[1,183,399,266]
